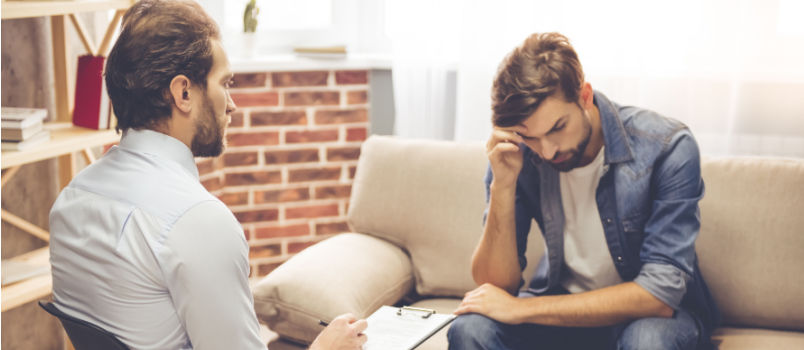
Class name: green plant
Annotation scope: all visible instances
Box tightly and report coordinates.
[243,0,259,33]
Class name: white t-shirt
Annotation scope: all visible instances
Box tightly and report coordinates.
[559,146,625,293]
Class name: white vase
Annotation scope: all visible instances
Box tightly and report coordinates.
[241,32,257,58]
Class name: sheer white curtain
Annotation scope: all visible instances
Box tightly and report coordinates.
[388,0,804,158]
[386,0,461,139]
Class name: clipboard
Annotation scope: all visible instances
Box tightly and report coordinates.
[362,305,456,350]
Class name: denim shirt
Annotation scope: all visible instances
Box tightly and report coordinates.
[483,91,719,334]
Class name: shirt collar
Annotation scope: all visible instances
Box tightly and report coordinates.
[594,90,634,164]
[119,128,200,180]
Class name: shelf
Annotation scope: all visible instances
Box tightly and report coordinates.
[1,122,120,169]
[1,0,133,20]
[1,247,51,312]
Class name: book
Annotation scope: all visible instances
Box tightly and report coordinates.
[293,45,348,59]
[361,306,456,350]
[73,55,111,130]
[2,122,44,141]
[1,129,51,151]
[1,107,47,129]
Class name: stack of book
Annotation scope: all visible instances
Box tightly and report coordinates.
[1,107,50,151]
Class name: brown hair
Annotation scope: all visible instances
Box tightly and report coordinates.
[105,0,220,132]
[491,32,584,127]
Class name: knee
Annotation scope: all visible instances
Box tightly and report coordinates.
[447,313,505,350]
[617,317,698,350]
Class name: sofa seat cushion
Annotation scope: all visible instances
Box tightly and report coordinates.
[713,327,804,349]
[252,233,414,344]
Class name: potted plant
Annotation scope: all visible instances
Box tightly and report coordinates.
[241,0,260,57]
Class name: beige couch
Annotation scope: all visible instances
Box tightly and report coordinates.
[252,136,804,349]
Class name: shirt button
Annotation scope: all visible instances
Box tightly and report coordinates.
[606,218,613,224]
[616,256,623,262]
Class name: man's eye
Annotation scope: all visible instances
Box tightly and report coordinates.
[225,80,235,88]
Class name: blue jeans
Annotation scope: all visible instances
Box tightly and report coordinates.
[447,308,702,350]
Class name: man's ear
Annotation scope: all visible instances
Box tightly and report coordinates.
[169,75,193,114]
[579,82,594,110]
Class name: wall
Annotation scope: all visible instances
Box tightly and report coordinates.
[197,69,371,277]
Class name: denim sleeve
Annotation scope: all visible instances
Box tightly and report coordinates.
[483,164,533,280]
[634,130,703,310]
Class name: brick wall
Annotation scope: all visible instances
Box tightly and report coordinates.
[195,69,370,278]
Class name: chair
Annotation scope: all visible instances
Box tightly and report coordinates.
[38,301,130,350]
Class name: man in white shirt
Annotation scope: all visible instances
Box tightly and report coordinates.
[49,1,367,349]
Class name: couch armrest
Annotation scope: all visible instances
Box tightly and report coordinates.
[251,233,414,344]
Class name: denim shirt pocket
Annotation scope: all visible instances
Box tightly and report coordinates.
[621,211,648,252]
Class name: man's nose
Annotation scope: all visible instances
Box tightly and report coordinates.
[227,91,237,113]
[539,138,558,161]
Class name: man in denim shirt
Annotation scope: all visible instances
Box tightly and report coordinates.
[448,33,719,350]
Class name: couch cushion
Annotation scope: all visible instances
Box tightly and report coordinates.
[712,327,804,349]
[698,157,804,331]
[251,233,414,344]
[348,136,545,297]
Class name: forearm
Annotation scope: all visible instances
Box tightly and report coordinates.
[515,282,673,327]
[471,183,521,294]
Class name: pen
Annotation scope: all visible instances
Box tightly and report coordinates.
[318,320,329,327]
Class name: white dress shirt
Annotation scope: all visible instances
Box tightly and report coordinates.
[559,147,625,293]
[49,129,266,350]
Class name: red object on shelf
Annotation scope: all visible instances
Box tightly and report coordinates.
[73,55,111,130]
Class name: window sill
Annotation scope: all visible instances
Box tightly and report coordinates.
[230,53,393,72]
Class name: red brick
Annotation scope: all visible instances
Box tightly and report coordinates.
[250,111,307,126]
[346,90,368,104]
[349,166,357,179]
[264,149,319,164]
[255,224,309,239]
[235,209,279,223]
[289,167,341,182]
[196,158,216,175]
[225,171,282,186]
[315,109,368,124]
[288,241,317,253]
[284,91,340,106]
[316,221,350,235]
[218,191,249,206]
[335,70,368,85]
[249,243,281,259]
[272,71,329,87]
[201,177,222,191]
[285,129,338,143]
[314,185,352,199]
[227,131,279,146]
[286,204,339,219]
[257,262,283,276]
[230,111,244,127]
[232,72,268,88]
[254,188,310,203]
[327,147,361,161]
[244,227,251,241]
[231,91,279,107]
[223,151,259,167]
[346,127,367,141]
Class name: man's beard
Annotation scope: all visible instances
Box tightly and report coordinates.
[191,96,225,158]
[548,112,593,172]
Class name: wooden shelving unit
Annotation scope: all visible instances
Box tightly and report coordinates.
[1,123,121,312]
[1,0,133,315]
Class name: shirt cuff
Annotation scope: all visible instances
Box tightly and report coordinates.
[633,262,691,310]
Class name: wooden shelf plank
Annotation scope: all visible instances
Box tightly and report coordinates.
[1,247,51,312]
[1,123,120,169]
[1,0,134,20]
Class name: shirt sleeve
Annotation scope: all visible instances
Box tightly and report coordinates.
[633,130,702,310]
[159,200,266,350]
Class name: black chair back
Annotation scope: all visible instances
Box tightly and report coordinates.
[38,301,130,350]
